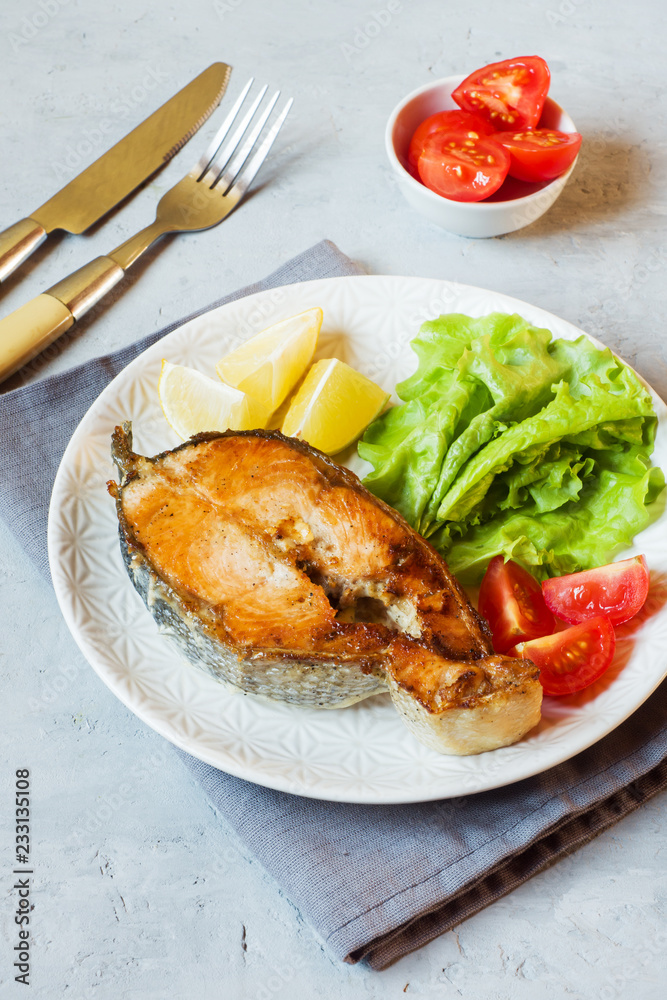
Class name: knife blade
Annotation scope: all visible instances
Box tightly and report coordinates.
[0,61,231,283]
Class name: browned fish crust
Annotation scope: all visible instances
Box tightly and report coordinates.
[109,423,542,753]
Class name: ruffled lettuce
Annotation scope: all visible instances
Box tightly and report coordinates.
[359,313,664,582]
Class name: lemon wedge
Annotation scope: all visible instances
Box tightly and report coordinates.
[281,358,390,454]
[158,360,268,440]
[216,307,323,414]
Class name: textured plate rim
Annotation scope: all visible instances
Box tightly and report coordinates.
[47,274,667,803]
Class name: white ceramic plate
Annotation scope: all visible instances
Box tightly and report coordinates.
[48,275,667,803]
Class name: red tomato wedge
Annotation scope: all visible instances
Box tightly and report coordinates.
[491,128,582,182]
[417,132,510,202]
[510,617,616,696]
[542,555,650,626]
[452,56,551,131]
[478,555,555,653]
[408,110,493,171]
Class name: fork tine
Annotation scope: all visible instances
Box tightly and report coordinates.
[200,83,269,186]
[213,90,280,192]
[224,97,293,203]
[194,78,254,179]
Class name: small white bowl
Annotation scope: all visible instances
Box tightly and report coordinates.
[386,75,579,238]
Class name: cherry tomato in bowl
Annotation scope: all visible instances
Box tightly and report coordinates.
[510,617,616,696]
[478,555,555,653]
[491,128,582,182]
[386,66,579,235]
[408,110,493,172]
[417,132,510,202]
[542,555,650,626]
[452,55,550,131]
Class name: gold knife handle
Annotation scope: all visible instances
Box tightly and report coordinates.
[0,256,125,384]
[47,255,125,318]
[0,294,73,383]
[0,219,48,283]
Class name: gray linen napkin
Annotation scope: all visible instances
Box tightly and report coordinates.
[3,239,666,969]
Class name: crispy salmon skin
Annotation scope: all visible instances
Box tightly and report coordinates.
[108,423,541,754]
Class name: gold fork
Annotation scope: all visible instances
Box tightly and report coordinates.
[0,79,292,385]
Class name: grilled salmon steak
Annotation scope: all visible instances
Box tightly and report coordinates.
[108,423,542,755]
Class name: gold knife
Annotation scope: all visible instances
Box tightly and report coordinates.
[0,62,231,284]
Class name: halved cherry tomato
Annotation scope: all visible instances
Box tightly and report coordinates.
[408,110,493,171]
[478,555,555,653]
[452,56,551,131]
[491,128,582,182]
[510,617,616,696]
[542,555,649,626]
[417,132,510,202]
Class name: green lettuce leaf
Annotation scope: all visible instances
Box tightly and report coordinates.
[359,312,664,581]
[442,464,665,583]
